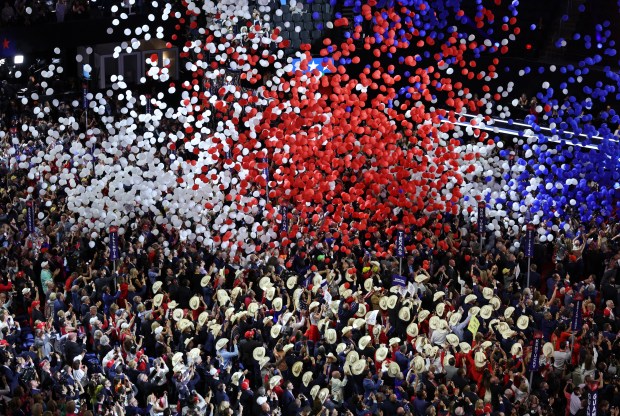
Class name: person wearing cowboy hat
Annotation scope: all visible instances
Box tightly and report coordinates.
[216,337,239,370]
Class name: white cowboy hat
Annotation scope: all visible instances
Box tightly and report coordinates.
[200,275,211,287]
[480,305,493,320]
[152,281,163,294]
[270,324,282,339]
[414,274,429,283]
[215,338,228,351]
[379,297,389,310]
[433,291,445,302]
[482,287,494,300]
[446,334,459,347]
[429,316,441,330]
[253,347,266,361]
[481,341,493,350]
[171,352,184,366]
[153,294,164,308]
[436,303,445,317]
[292,361,304,377]
[168,300,179,310]
[265,287,276,301]
[459,342,472,353]
[511,343,523,357]
[542,342,555,357]
[356,303,367,318]
[398,306,411,321]
[318,388,330,404]
[406,322,419,338]
[443,353,455,367]
[346,350,359,365]
[231,371,244,386]
[172,309,184,322]
[248,302,259,315]
[302,371,313,387]
[272,297,283,312]
[310,385,320,400]
[489,296,501,310]
[469,306,480,317]
[336,343,347,354]
[189,296,200,310]
[387,295,398,309]
[504,306,515,320]
[325,328,337,344]
[387,361,400,377]
[342,326,353,337]
[286,275,297,290]
[413,356,425,373]
[210,324,222,337]
[269,375,282,390]
[516,315,529,330]
[308,301,320,311]
[364,278,373,292]
[259,356,270,369]
[375,346,388,362]
[351,359,366,376]
[418,309,430,322]
[259,277,273,291]
[464,294,477,304]
[352,318,366,330]
[389,337,401,347]
[449,312,462,327]
[283,344,294,354]
[198,312,209,327]
[358,335,372,350]
[474,351,487,368]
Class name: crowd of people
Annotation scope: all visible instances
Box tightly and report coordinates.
[0,87,619,416]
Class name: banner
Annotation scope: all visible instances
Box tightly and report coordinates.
[586,386,598,416]
[291,57,334,75]
[280,206,288,232]
[572,293,584,332]
[392,274,407,287]
[525,223,535,258]
[109,226,120,261]
[26,201,35,233]
[468,316,480,337]
[82,82,89,109]
[145,94,152,114]
[477,202,486,235]
[395,230,405,258]
[528,332,543,371]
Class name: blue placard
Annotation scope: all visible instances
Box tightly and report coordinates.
[392,274,406,287]
[82,84,89,109]
[528,334,542,371]
[525,223,535,258]
[109,226,120,261]
[586,387,598,416]
[396,230,405,258]
[572,294,584,332]
[26,201,35,233]
[477,202,486,235]
[280,206,288,232]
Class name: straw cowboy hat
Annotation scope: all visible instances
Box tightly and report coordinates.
[198,312,209,327]
[443,353,455,367]
[464,294,477,304]
[375,346,388,362]
[282,344,294,354]
[200,275,211,287]
[217,290,230,305]
[346,350,359,365]
[449,313,462,327]
[474,351,488,368]
[210,324,222,337]
[459,342,472,353]
[387,295,398,310]
[389,337,401,347]
[489,296,501,310]
[542,342,555,357]
[387,362,400,377]
[272,297,283,312]
[413,356,425,373]
[152,281,163,294]
[325,328,337,344]
[481,341,493,350]
[480,305,493,320]
[231,371,244,386]
[482,287,494,300]
[352,318,366,330]
[153,294,164,308]
[231,286,242,300]
[342,326,353,337]
[269,375,282,390]
[310,385,320,400]
[511,343,523,357]
[172,309,184,322]
[302,371,313,387]
[429,316,441,330]
[517,315,529,330]
[379,297,389,310]
[433,291,445,302]
[415,337,429,353]
[469,306,480,317]
[406,322,419,338]
[253,347,266,361]
[247,302,259,315]
[500,328,517,339]
[446,334,459,348]
[398,306,411,321]
[364,278,374,292]
[259,357,270,369]
[189,296,201,310]
[308,301,320,312]
[336,343,347,354]
[259,277,273,291]
[265,287,276,301]
[215,338,229,351]
[292,361,304,377]
[504,306,515,320]
[358,335,372,350]
[356,303,367,318]
[286,275,297,290]
[436,303,445,317]
[351,359,366,376]
[318,388,330,404]
[418,309,430,322]
[172,352,184,367]
[270,324,282,339]
[415,274,429,283]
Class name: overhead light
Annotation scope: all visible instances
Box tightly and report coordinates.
[14,55,24,65]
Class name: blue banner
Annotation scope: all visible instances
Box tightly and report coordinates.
[82,83,89,109]
[395,230,405,258]
[528,333,542,371]
[392,274,407,287]
[26,201,35,233]
[109,226,120,261]
[145,94,152,114]
[572,294,584,332]
[280,206,288,232]
[525,223,535,258]
[586,387,598,416]
[477,202,486,235]
[291,57,334,75]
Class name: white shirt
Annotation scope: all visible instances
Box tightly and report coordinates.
[553,350,572,370]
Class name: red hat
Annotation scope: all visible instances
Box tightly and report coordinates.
[0,340,9,347]
[106,360,115,369]
[244,330,255,339]
[241,380,250,390]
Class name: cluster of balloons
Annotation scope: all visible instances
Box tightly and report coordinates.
[12,0,620,256]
